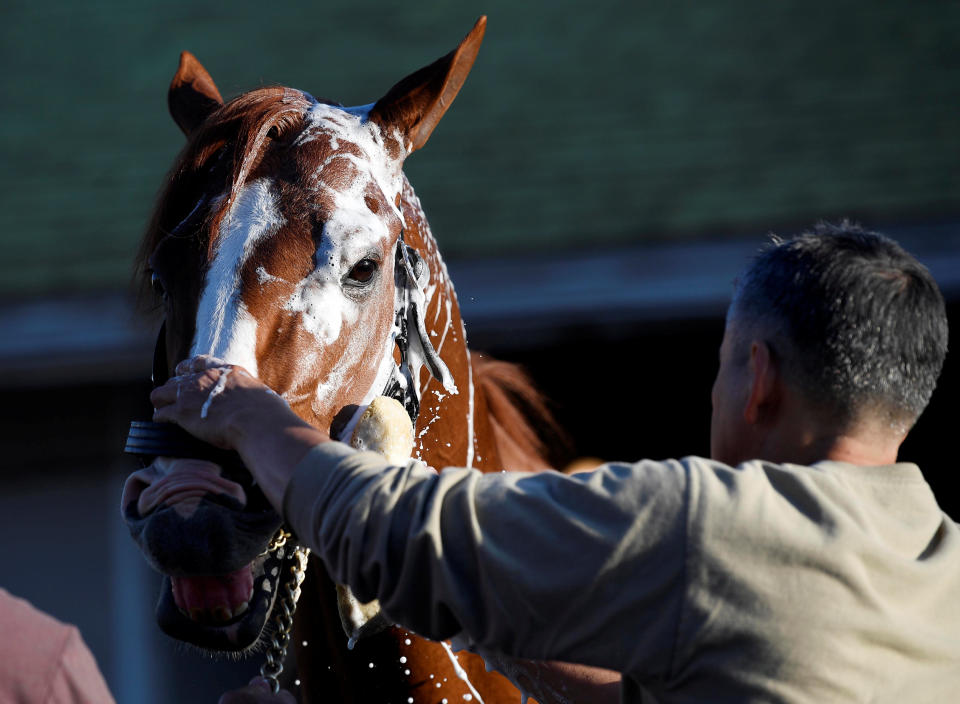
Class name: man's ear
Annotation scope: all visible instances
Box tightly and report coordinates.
[743,340,779,425]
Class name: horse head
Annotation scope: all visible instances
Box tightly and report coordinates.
[120,18,489,654]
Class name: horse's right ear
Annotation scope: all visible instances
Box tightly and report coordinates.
[168,51,224,137]
[369,16,486,156]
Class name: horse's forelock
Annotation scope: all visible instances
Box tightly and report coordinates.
[135,87,315,306]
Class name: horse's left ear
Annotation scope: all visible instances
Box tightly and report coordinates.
[369,16,486,155]
[168,51,224,137]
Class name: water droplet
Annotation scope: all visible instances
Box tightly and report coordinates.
[400,656,407,663]
[404,669,410,675]
[436,682,442,688]
[464,696,473,701]
[294,679,301,686]
[302,640,308,647]
[368,662,375,669]
[404,638,412,645]
[429,674,435,679]
[408,699,414,703]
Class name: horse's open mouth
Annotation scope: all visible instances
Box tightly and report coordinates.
[155,541,298,652]
[122,455,289,652]
[170,564,254,625]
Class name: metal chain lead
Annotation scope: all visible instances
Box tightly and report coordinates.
[267,528,292,553]
[260,537,310,694]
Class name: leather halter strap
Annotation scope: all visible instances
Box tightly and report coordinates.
[152,320,170,389]
[382,230,422,424]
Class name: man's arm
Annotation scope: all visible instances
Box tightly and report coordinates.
[152,357,687,677]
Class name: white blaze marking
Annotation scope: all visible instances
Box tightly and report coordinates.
[191,179,284,375]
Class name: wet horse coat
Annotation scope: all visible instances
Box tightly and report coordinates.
[122,17,564,704]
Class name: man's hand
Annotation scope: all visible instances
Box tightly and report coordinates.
[150,355,330,512]
[218,677,296,704]
[150,355,295,451]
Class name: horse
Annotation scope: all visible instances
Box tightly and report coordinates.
[119,17,567,703]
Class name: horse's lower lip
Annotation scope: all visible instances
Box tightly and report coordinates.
[170,563,256,622]
[156,549,286,652]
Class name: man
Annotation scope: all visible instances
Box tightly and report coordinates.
[156,223,959,702]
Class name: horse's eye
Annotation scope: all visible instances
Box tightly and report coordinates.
[151,272,168,300]
[347,258,378,284]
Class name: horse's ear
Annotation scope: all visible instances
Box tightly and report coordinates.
[168,51,224,137]
[370,16,486,155]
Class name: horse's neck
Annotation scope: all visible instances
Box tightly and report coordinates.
[399,177,549,474]
[290,180,552,704]
[397,177,478,471]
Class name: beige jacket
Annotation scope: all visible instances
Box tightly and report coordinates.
[284,443,960,702]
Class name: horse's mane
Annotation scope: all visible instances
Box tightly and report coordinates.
[473,354,572,471]
[134,87,315,306]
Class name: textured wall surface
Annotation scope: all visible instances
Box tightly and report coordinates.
[1,0,957,296]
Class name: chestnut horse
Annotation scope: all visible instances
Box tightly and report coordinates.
[121,17,564,704]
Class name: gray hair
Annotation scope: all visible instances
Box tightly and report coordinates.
[728,222,948,429]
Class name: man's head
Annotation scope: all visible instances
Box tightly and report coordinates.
[710,222,948,466]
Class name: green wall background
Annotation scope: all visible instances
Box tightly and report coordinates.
[1,0,957,297]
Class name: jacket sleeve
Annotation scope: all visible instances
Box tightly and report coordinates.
[282,442,689,676]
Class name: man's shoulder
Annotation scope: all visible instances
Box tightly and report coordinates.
[673,456,841,517]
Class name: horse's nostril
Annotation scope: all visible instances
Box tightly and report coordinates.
[121,469,155,519]
[122,457,249,520]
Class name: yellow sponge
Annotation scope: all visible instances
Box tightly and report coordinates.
[349,396,414,465]
[337,397,414,646]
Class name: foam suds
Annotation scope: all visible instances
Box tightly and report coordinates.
[191,179,283,375]
[200,368,231,419]
[440,642,485,704]
[464,349,476,468]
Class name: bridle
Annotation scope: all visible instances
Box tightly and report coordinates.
[123,233,441,693]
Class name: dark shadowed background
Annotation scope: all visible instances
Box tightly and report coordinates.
[1,2,957,702]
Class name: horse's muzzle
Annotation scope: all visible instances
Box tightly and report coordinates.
[121,419,290,651]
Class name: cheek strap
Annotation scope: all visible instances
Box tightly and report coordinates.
[381,233,458,426]
[152,320,169,388]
